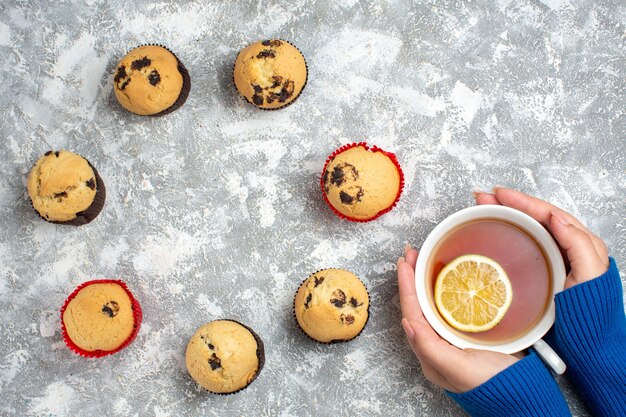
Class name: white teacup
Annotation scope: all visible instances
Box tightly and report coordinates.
[414,205,567,374]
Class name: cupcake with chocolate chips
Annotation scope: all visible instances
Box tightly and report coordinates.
[321,143,404,222]
[61,279,142,358]
[27,150,106,226]
[233,39,307,109]
[186,320,264,394]
[294,269,369,343]
[113,45,190,116]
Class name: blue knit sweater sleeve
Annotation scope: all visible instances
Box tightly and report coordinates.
[551,258,626,416]
[447,351,570,416]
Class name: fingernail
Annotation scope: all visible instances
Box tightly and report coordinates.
[551,211,570,225]
[402,318,415,339]
[404,244,411,256]
[397,256,405,267]
[492,185,506,193]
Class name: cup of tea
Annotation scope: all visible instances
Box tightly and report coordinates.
[414,205,567,374]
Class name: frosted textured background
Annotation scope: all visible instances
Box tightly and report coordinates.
[0,0,624,416]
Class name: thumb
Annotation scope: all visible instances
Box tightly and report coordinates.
[549,211,608,285]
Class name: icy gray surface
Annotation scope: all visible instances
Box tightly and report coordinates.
[0,0,624,416]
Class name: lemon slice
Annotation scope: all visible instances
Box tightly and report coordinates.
[434,254,513,333]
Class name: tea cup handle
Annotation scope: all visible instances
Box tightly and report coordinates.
[533,339,566,374]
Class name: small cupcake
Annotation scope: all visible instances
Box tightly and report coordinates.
[113,45,191,116]
[294,269,369,343]
[27,150,106,226]
[186,320,264,394]
[321,143,404,222]
[60,280,142,358]
[233,39,307,109]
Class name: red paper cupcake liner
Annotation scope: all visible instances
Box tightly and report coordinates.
[293,269,371,344]
[320,142,405,222]
[60,279,143,358]
[232,39,308,111]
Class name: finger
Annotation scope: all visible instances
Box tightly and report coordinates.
[402,319,457,391]
[588,231,610,263]
[474,191,499,206]
[421,362,456,392]
[404,316,469,381]
[397,258,423,322]
[493,187,587,229]
[550,212,608,285]
[494,187,609,259]
[404,245,418,270]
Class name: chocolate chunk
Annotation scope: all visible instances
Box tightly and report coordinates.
[208,343,214,350]
[262,39,282,47]
[252,84,263,93]
[148,69,161,86]
[304,293,312,308]
[330,163,358,187]
[354,187,364,202]
[86,178,96,190]
[350,297,362,307]
[330,289,346,308]
[256,50,276,59]
[271,75,283,88]
[331,166,345,186]
[120,78,131,90]
[314,276,325,287]
[340,191,353,204]
[266,95,275,104]
[278,80,294,102]
[209,353,222,370]
[44,151,52,156]
[340,314,355,325]
[131,56,151,71]
[340,187,364,205]
[101,301,120,317]
[54,191,67,199]
[114,65,127,83]
[55,151,60,157]
[252,94,264,106]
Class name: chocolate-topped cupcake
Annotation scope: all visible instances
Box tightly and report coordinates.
[27,150,106,226]
[186,320,264,394]
[233,39,307,109]
[113,45,190,116]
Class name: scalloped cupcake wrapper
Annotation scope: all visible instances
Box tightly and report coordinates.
[29,156,106,226]
[232,39,308,111]
[196,319,265,395]
[320,142,405,223]
[118,44,191,117]
[60,279,143,358]
[293,269,371,345]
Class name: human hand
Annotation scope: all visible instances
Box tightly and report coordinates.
[398,246,520,393]
[474,187,609,290]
